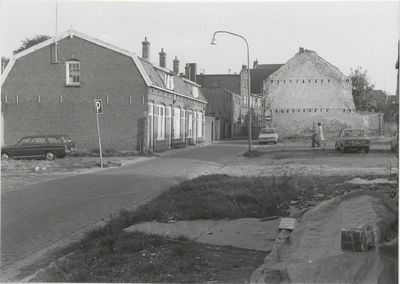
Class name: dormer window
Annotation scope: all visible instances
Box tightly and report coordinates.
[66,59,80,85]
[164,74,174,90]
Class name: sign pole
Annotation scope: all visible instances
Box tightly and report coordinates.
[94,99,103,168]
[96,113,103,168]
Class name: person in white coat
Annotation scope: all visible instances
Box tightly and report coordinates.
[317,123,326,146]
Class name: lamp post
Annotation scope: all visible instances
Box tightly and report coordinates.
[211,31,251,152]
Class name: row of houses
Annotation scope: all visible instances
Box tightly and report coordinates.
[1,28,399,152]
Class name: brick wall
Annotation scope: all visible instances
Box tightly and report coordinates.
[268,110,382,139]
[1,36,148,151]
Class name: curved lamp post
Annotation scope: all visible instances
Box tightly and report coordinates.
[211,31,251,152]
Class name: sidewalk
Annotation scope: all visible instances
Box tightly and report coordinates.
[125,217,282,252]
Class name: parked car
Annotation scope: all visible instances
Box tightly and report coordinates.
[1,134,77,161]
[390,131,398,153]
[334,128,370,153]
[258,128,279,144]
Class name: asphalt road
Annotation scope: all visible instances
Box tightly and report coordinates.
[1,139,249,281]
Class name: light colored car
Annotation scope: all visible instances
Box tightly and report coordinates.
[390,131,398,153]
[258,128,278,144]
[334,128,370,153]
[1,134,77,161]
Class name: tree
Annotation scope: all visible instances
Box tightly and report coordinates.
[1,56,10,73]
[13,35,50,55]
[349,67,376,111]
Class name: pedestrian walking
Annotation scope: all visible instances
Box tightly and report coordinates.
[318,122,326,146]
[312,122,321,147]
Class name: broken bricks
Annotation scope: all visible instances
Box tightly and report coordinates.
[341,224,375,252]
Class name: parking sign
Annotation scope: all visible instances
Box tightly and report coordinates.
[94,99,103,114]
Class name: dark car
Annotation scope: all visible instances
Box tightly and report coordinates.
[334,128,370,153]
[390,131,398,153]
[1,134,77,161]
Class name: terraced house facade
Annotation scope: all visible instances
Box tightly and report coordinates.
[1,29,207,152]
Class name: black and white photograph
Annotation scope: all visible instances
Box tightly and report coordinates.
[1,0,399,282]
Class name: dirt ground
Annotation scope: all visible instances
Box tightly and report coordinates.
[2,145,398,283]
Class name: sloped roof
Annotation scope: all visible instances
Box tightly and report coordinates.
[269,49,348,79]
[139,58,207,103]
[371,90,387,105]
[1,28,206,103]
[250,64,283,94]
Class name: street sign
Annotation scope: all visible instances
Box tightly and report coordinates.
[94,99,103,167]
[266,115,272,121]
[94,99,103,114]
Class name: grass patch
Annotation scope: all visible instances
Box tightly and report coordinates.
[32,173,398,283]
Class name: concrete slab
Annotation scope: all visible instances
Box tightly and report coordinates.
[124,218,281,252]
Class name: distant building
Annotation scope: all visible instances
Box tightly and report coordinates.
[1,28,207,152]
[250,60,283,95]
[371,90,387,109]
[263,47,381,136]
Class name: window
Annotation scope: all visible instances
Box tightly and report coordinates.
[197,111,203,137]
[174,107,181,139]
[157,105,166,140]
[213,78,220,88]
[164,74,174,90]
[66,60,81,85]
[188,111,193,137]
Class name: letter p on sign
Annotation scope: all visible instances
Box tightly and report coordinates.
[94,99,103,114]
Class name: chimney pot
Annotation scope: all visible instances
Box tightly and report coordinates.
[142,37,150,61]
[185,63,191,80]
[173,56,180,74]
[159,48,167,68]
[253,59,258,69]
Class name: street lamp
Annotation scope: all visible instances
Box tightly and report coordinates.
[211,31,252,152]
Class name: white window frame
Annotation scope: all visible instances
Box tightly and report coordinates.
[164,74,174,90]
[188,110,193,138]
[66,60,81,85]
[174,107,181,139]
[197,111,203,137]
[157,104,166,140]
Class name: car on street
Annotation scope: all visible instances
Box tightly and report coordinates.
[334,128,370,153]
[390,131,398,153]
[258,128,279,144]
[1,134,77,161]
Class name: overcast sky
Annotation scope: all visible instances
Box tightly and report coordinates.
[1,0,399,95]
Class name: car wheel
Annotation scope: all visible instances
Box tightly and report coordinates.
[45,151,57,161]
[341,144,346,153]
[364,148,370,154]
[390,142,394,152]
[274,141,277,144]
[1,152,11,160]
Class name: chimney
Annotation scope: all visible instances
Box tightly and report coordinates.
[242,64,247,71]
[189,63,197,82]
[159,48,166,68]
[299,47,304,53]
[185,63,191,80]
[173,56,180,74]
[253,59,258,69]
[142,37,150,61]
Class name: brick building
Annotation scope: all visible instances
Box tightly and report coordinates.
[1,28,207,152]
[197,68,267,139]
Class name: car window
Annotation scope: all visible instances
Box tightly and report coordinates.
[31,137,47,144]
[261,129,275,134]
[47,137,62,143]
[343,130,363,137]
[18,138,32,145]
